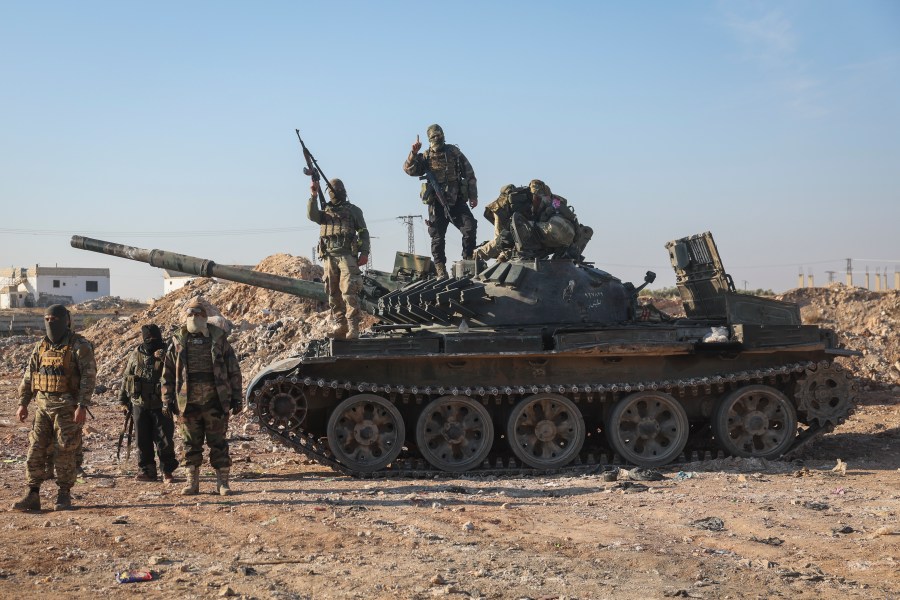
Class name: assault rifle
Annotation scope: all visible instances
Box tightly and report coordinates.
[421,169,452,220]
[116,408,134,462]
[295,130,337,210]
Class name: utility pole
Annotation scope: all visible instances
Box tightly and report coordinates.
[845,258,853,287]
[826,270,836,283]
[397,215,423,255]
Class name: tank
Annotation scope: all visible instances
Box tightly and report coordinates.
[71,232,859,476]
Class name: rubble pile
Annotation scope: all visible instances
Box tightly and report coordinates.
[778,285,900,386]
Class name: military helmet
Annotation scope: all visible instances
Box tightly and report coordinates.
[328,178,347,202]
[529,179,550,198]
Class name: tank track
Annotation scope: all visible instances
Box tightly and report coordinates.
[248,360,856,478]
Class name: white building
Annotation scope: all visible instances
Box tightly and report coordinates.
[162,269,198,295]
[0,266,111,308]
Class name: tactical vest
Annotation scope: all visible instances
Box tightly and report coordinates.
[185,334,216,405]
[125,347,163,405]
[319,203,356,253]
[425,148,460,185]
[32,339,79,394]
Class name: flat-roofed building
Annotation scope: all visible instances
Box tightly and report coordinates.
[0,265,111,308]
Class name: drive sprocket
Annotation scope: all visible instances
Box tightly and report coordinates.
[793,361,856,427]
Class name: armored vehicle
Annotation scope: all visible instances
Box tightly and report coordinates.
[72,233,858,476]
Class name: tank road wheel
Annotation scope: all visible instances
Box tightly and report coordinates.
[606,391,689,467]
[256,378,307,434]
[327,394,405,473]
[713,385,797,459]
[507,394,585,469]
[416,395,494,472]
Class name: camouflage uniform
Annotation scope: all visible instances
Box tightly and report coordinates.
[403,124,478,273]
[15,321,96,511]
[119,339,178,480]
[511,180,591,260]
[307,179,370,339]
[476,184,533,261]
[163,324,241,466]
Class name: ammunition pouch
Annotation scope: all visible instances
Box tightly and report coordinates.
[125,375,142,398]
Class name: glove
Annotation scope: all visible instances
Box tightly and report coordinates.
[230,401,242,416]
[161,404,171,418]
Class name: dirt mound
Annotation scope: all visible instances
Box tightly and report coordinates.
[777,285,900,386]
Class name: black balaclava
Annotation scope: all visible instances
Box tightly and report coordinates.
[44,304,69,344]
[141,324,164,352]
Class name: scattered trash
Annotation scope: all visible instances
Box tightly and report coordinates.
[612,481,649,493]
[691,517,725,531]
[702,326,730,343]
[802,501,829,511]
[116,570,153,583]
[598,465,619,482]
[749,535,784,546]
[674,471,696,481]
[112,517,128,525]
[462,521,475,532]
[240,566,257,576]
[628,467,663,481]
[831,458,847,476]
[832,526,854,534]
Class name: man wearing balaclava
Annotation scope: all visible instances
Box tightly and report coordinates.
[13,304,97,512]
[118,323,178,483]
[307,177,370,340]
[161,297,242,496]
[403,124,479,278]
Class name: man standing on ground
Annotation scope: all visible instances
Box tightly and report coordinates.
[403,124,478,277]
[162,297,242,496]
[307,178,370,340]
[13,304,96,511]
[119,323,178,483]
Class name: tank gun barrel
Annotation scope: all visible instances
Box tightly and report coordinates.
[70,235,327,302]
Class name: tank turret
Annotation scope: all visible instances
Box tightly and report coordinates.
[71,232,858,476]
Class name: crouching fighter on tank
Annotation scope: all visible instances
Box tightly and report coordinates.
[13,304,96,512]
[162,297,242,496]
[509,180,592,261]
[307,178,370,340]
[119,323,178,483]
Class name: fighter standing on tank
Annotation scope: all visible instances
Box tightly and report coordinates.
[308,178,370,340]
[162,297,242,496]
[13,304,97,511]
[403,124,478,278]
[119,323,178,483]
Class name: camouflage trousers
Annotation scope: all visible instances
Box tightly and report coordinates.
[25,398,82,489]
[323,254,362,325]
[179,402,231,469]
[428,199,477,264]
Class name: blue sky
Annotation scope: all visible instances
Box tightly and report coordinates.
[2,1,899,300]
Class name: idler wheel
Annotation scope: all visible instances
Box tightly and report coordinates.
[713,385,797,459]
[327,394,405,473]
[507,394,585,469]
[416,395,494,472]
[606,391,688,467]
[256,378,307,434]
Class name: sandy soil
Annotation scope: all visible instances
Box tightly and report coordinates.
[0,379,897,600]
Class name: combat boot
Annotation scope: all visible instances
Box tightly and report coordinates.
[434,262,448,278]
[330,319,348,340]
[181,466,200,496]
[12,487,41,512]
[215,467,231,496]
[54,488,73,511]
[347,320,360,340]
